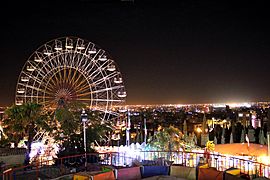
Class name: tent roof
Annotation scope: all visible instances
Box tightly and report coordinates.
[214,143,268,157]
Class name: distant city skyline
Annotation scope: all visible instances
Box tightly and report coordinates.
[1,1,270,106]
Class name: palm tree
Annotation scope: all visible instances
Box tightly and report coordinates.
[85,110,114,146]
[2,105,25,147]
[147,125,187,161]
[53,102,85,156]
[4,102,49,164]
[147,125,183,151]
[54,101,114,156]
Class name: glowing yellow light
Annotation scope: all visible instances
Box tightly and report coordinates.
[257,156,270,165]
[196,127,202,133]
[131,132,137,139]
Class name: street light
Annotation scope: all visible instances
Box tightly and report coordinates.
[119,107,131,147]
[81,109,88,170]
[143,113,147,144]
[267,108,270,157]
[126,109,131,146]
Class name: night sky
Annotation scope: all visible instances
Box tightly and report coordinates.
[1,0,270,106]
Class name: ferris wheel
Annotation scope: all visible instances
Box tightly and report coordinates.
[15,36,127,121]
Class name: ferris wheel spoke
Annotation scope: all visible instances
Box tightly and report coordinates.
[54,56,63,68]
[84,59,96,74]
[41,67,60,89]
[90,85,124,94]
[72,70,88,88]
[21,71,43,85]
[77,98,123,103]
[61,67,67,84]
[85,60,106,78]
[51,70,61,87]
[35,68,48,82]
[67,52,73,64]
[54,54,62,69]
[92,99,124,102]
[44,82,57,93]
[88,49,104,63]
[38,61,54,78]
[68,67,81,85]
[45,74,60,92]
[38,81,54,93]
[66,67,73,85]
[72,51,79,67]
[57,67,64,85]
[18,83,47,94]
[77,53,88,70]
[76,98,92,101]
[45,56,55,72]
[42,99,56,106]
[42,88,56,96]
[28,61,36,68]
[73,77,90,91]
[76,90,94,97]
[72,71,85,86]
[91,74,111,86]
[75,84,91,94]
[58,53,65,66]
[88,62,108,79]
[16,95,55,99]
[91,70,107,82]
[68,52,76,66]
[46,77,58,91]
[90,71,118,87]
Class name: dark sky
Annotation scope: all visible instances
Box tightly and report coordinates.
[1,0,270,106]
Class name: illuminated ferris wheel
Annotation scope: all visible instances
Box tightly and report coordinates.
[15,36,127,120]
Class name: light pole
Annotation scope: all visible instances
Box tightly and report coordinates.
[126,109,131,146]
[119,107,131,146]
[81,109,88,170]
[143,114,147,144]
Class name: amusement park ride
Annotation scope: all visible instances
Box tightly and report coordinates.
[15,36,127,121]
[12,36,128,162]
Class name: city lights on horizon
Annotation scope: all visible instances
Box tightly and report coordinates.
[1,101,270,110]
[122,101,270,108]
